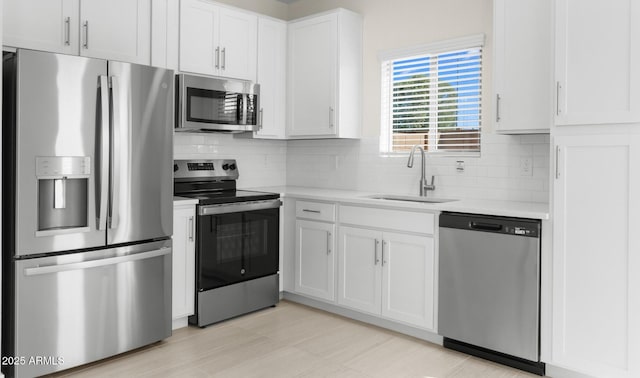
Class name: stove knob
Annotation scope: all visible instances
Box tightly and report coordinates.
[229,164,236,170]
[222,163,229,170]
[173,164,178,172]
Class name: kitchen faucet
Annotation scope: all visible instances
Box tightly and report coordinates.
[407,145,435,196]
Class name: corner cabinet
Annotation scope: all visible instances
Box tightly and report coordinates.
[552,134,640,377]
[554,0,640,125]
[294,201,336,302]
[493,0,552,134]
[179,0,257,81]
[3,0,151,65]
[337,206,437,331]
[254,16,287,139]
[172,199,197,329]
[287,9,362,139]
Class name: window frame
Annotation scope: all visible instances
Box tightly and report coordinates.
[379,34,485,157]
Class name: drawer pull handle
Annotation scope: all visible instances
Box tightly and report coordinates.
[302,209,321,214]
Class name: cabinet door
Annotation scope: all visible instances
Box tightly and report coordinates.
[151,0,180,71]
[172,205,196,321]
[381,232,436,330]
[552,134,640,377]
[294,220,335,301]
[555,0,640,125]
[255,17,287,139]
[337,227,381,315]
[493,0,551,133]
[179,0,219,76]
[3,0,79,55]
[79,0,150,64]
[218,8,257,81]
[288,13,337,137]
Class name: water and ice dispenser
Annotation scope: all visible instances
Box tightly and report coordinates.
[36,156,90,235]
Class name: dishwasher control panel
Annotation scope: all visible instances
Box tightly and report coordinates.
[440,212,540,238]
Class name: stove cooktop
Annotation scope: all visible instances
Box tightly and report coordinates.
[177,189,280,206]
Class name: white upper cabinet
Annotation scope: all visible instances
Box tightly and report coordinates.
[555,0,640,125]
[254,16,287,139]
[151,0,180,71]
[3,0,150,65]
[80,0,150,64]
[3,0,79,55]
[180,0,257,81]
[287,9,362,139]
[493,0,552,134]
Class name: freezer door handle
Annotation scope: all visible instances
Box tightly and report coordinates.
[109,75,121,229]
[23,247,171,276]
[97,75,110,231]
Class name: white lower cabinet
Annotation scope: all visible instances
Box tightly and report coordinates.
[551,134,640,377]
[294,219,336,302]
[172,201,196,329]
[338,226,435,330]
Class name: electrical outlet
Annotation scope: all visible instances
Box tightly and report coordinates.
[519,157,533,176]
[456,160,465,173]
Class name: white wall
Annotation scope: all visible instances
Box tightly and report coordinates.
[214,0,287,19]
[284,0,550,202]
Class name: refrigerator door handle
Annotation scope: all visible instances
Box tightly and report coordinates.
[109,75,121,229]
[23,247,171,276]
[97,75,110,231]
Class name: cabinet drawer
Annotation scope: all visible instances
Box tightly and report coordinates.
[340,205,435,234]
[295,200,336,222]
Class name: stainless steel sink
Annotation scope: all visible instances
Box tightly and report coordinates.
[364,194,458,203]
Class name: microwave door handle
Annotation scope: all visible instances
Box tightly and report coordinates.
[242,94,248,125]
[109,76,121,229]
[97,75,110,231]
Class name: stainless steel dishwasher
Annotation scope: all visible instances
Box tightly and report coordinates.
[438,212,544,376]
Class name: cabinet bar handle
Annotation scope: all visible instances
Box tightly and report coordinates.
[64,17,71,46]
[221,47,226,70]
[215,47,220,69]
[302,209,321,214]
[327,232,332,254]
[555,146,560,179]
[381,240,387,266]
[189,216,194,241]
[375,239,380,265]
[259,108,264,130]
[329,107,334,128]
[83,21,89,49]
[556,82,562,115]
[495,94,501,122]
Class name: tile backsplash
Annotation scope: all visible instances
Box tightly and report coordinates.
[286,134,550,203]
[174,132,550,203]
[174,133,287,188]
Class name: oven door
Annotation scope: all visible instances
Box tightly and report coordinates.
[196,200,280,291]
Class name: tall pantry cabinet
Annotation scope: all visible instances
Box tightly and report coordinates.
[551,1,640,378]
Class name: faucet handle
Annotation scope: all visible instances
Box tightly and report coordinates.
[425,175,436,191]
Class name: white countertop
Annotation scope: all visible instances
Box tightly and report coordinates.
[244,186,550,220]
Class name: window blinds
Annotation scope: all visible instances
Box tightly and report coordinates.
[380,37,483,154]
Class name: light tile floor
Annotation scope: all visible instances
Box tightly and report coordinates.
[51,300,543,378]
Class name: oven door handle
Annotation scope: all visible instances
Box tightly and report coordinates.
[198,199,282,216]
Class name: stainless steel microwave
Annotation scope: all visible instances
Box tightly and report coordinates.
[176,74,260,132]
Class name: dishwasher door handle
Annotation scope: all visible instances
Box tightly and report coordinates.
[469,221,503,232]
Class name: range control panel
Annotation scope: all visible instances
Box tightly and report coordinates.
[174,159,239,180]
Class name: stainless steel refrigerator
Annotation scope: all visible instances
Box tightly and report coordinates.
[2,49,174,378]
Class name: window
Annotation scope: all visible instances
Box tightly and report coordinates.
[380,35,484,155]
